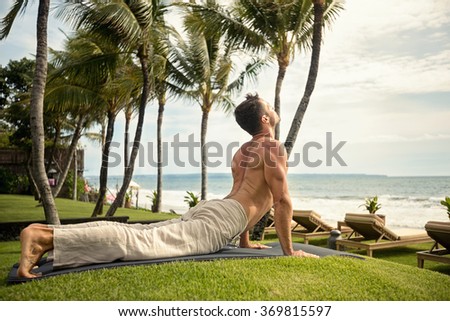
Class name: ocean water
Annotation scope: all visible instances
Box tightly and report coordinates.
[86,174,450,229]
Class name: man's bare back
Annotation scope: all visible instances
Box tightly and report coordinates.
[226,136,282,228]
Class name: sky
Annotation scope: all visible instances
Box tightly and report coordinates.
[1,0,449,177]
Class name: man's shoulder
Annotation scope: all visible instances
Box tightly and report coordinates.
[240,138,285,157]
[260,138,285,154]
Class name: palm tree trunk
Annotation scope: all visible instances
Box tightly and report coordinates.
[123,109,131,208]
[284,0,324,157]
[26,152,40,200]
[200,109,209,200]
[30,0,59,224]
[155,97,165,212]
[106,46,151,217]
[72,148,78,201]
[92,111,116,217]
[101,120,106,147]
[124,109,131,171]
[274,56,288,140]
[45,124,61,174]
[53,116,83,197]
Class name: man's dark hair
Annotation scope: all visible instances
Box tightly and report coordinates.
[234,93,266,135]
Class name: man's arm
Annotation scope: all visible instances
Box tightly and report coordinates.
[263,141,295,255]
[239,230,251,247]
[264,142,319,258]
[239,230,271,249]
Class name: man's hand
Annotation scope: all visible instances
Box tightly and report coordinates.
[239,231,271,250]
[292,250,319,258]
[241,243,272,250]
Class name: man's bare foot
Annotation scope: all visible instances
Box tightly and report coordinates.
[17,225,53,278]
[293,250,320,258]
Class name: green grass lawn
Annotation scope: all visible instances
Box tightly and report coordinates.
[0,194,449,301]
[0,194,178,222]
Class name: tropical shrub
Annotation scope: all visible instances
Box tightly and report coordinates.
[184,191,200,208]
[360,196,382,214]
[440,197,450,219]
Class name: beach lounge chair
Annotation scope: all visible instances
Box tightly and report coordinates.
[417,221,450,268]
[290,210,351,244]
[336,213,432,257]
[264,209,298,233]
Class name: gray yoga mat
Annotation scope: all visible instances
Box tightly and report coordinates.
[7,242,362,284]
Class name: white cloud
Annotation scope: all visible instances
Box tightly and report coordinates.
[333,0,450,40]
[318,50,450,97]
[316,0,450,99]
[351,133,450,144]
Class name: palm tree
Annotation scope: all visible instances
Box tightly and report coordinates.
[152,31,170,213]
[1,0,60,224]
[50,31,117,216]
[150,12,187,212]
[92,59,142,216]
[123,97,138,183]
[185,0,342,140]
[104,0,163,216]
[123,3,179,213]
[120,63,142,207]
[46,28,139,215]
[50,115,84,198]
[171,1,264,200]
[284,0,330,157]
[45,45,98,198]
[55,0,161,216]
[234,0,315,140]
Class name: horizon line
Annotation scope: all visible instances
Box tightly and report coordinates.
[84,172,450,178]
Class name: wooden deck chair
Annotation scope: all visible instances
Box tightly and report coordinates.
[264,208,276,232]
[336,213,432,257]
[417,221,450,268]
[264,208,297,233]
[290,210,350,244]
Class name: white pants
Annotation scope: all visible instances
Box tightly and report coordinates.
[51,199,247,268]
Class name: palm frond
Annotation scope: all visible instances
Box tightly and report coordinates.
[323,0,345,30]
[55,0,153,52]
[83,132,103,142]
[44,83,107,114]
[294,0,344,53]
[214,94,235,115]
[226,57,267,95]
[181,1,266,52]
[47,30,122,88]
[0,0,29,40]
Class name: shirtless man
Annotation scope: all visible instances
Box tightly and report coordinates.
[18,93,317,278]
